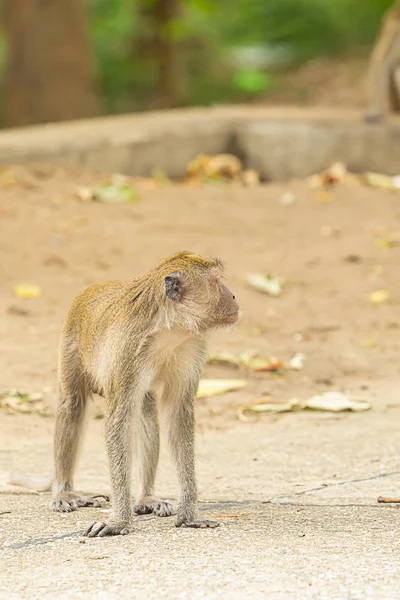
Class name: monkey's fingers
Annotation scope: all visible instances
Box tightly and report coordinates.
[84,521,130,537]
[377,496,400,503]
[134,498,175,517]
[178,520,220,529]
[90,494,110,503]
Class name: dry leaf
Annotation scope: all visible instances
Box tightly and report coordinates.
[364,172,400,191]
[288,353,306,370]
[204,154,242,179]
[305,392,370,412]
[196,379,246,399]
[368,289,390,305]
[208,353,241,368]
[240,169,260,186]
[241,354,282,372]
[186,154,211,178]
[280,191,296,206]
[315,190,334,203]
[208,352,282,373]
[237,391,370,420]
[237,397,300,421]
[186,154,242,182]
[359,338,378,348]
[246,273,286,296]
[13,284,41,299]
[308,162,347,188]
[0,389,48,415]
[76,175,139,204]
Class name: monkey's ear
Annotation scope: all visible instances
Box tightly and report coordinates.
[164,274,182,302]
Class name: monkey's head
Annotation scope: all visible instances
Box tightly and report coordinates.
[156,251,239,333]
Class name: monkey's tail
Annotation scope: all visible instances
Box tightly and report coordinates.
[8,472,52,492]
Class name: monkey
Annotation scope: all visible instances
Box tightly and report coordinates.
[11,252,239,537]
[365,2,400,122]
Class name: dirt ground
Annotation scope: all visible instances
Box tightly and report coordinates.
[1,165,400,598]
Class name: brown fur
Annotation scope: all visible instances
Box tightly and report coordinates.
[365,2,400,122]
[20,251,239,536]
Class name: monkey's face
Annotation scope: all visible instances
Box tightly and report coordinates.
[214,280,239,327]
[164,268,239,332]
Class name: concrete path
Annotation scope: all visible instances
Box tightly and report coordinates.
[1,392,400,600]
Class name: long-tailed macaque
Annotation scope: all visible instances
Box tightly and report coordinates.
[365,2,400,122]
[12,252,239,536]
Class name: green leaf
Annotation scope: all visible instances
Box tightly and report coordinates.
[232,69,273,94]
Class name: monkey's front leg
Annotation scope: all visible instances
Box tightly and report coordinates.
[167,387,219,530]
[85,402,134,537]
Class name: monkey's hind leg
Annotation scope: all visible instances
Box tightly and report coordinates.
[133,392,174,518]
[85,392,135,537]
[52,352,105,513]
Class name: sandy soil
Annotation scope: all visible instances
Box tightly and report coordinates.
[1,165,400,432]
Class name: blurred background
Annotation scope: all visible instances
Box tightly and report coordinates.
[0,0,395,128]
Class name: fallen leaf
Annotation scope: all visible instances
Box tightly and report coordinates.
[246,273,286,296]
[374,237,393,250]
[208,352,283,373]
[240,169,260,186]
[77,175,139,204]
[368,289,390,305]
[315,190,334,203]
[288,353,306,370]
[0,389,49,415]
[7,305,31,316]
[208,353,241,368]
[0,168,18,187]
[373,228,400,250]
[237,391,370,420]
[308,162,347,188]
[13,284,41,299]
[359,338,378,348]
[247,327,263,337]
[76,187,93,202]
[304,392,370,412]
[151,168,170,184]
[238,397,300,421]
[42,255,68,268]
[241,353,282,372]
[196,379,247,399]
[364,172,400,191]
[204,154,242,179]
[280,191,296,206]
[186,154,211,178]
[186,154,242,182]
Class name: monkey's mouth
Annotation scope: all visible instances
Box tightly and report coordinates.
[223,311,239,324]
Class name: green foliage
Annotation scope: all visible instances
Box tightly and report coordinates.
[83,0,396,112]
[232,70,274,95]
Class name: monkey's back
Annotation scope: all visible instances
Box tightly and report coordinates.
[60,280,132,373]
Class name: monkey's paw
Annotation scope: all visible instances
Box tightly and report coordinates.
[176,518,220,529]
[52,493,110,513]
[84,521,130,537]
[134,496,175,517]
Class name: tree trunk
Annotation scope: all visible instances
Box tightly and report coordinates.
[154,0,179,108]
[1,0,101,127]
